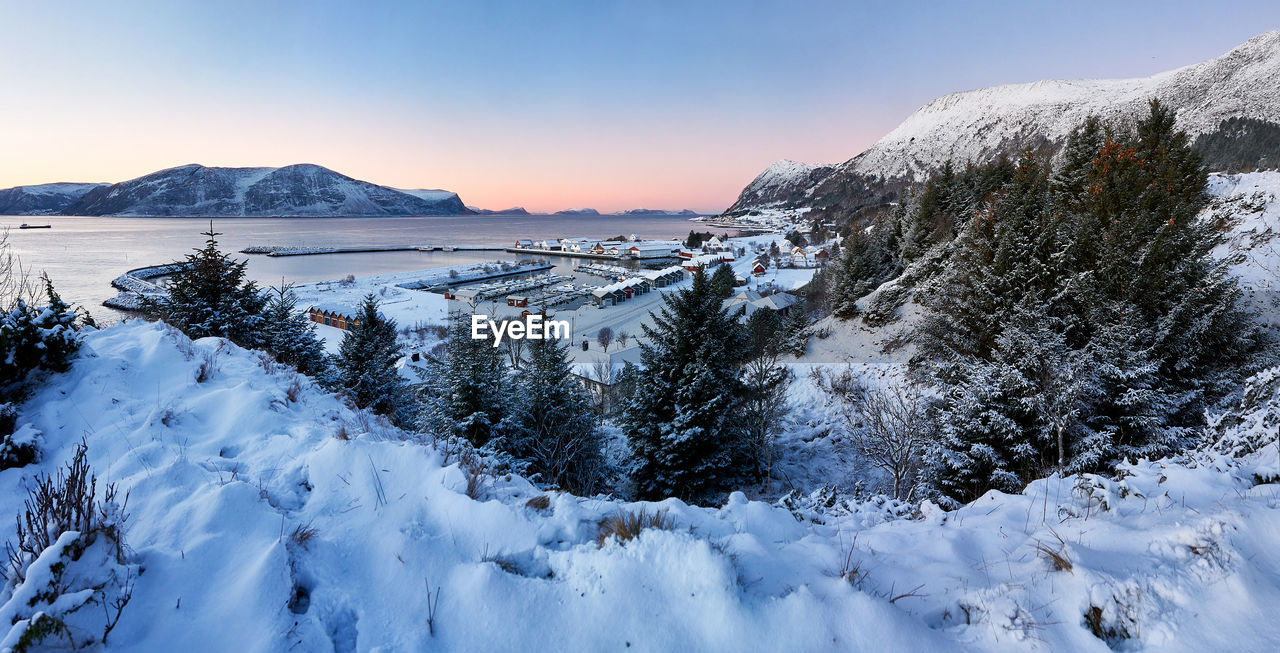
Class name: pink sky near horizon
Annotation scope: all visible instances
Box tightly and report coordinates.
[2,2,1276,214]
[0,102,893,214]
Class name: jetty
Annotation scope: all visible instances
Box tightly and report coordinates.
[104,262,192,310]
[240,244,504,257]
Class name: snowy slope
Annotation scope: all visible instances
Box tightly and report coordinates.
[8,321,1280,650]
[849,31,1280,181]
[61,164,469,217]
[0,182,107,215]
[729,160,837,211]
[729,31,1280,214]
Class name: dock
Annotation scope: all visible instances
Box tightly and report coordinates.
[504,247,620,260]
[240,244,505,257]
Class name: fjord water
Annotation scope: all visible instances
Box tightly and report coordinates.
[3,214,704,322]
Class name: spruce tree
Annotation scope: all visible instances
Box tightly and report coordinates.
[620,268,751,501]
[334,294,409,421]
[262,283,333,383]
[151,226,266,348]
[418,312,514,448]
[829,228,894,318]
[710,264,737,299]
[514,335,606,494]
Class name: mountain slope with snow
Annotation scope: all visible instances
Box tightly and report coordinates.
[0,182,107,215]
[7,319,1280,650]
[729,31,1280,215]
[58,164,469,217]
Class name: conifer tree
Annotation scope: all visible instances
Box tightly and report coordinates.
[334,294,409,421]
[620,268,751,501]
[829,228,894,318]
[514,335,606,494]
[261,283,333,383]
[710,263,737,299]
[418,312,515,448]
[151,226,266,348]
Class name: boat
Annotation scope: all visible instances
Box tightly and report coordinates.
[19,223,52,229]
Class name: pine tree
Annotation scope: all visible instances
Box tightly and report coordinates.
[261,283,333,383]
[710,264,737,299]
[620,268,751,501]
[514,335,607,494]
[334,294,409,421]
[418,312,515,448]
[150,226,266,348]
[781,299,811,356]
[829,228,895,318]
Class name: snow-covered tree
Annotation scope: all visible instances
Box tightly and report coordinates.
[620,268,752,501]
[148,227,266,348]
[261,283,333,383]
[513,335,607,494]
[334,294,409,421]
[829,228,895,319]
[418,312,515,449]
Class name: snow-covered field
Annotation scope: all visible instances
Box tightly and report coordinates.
[7,320,1280,651]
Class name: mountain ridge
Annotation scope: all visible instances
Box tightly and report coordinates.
[2,164,471,217]
[727,30,1280,216]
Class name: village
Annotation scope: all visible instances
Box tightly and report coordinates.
[291,229,837,399]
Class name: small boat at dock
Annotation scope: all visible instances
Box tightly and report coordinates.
[19,223,52,229]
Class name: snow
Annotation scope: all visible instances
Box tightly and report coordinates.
[730,31,1280,213]
[397,188,461,202]
[6,320,1280,650]
[848,31,1280,181]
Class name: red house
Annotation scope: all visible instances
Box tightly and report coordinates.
[508,295,529,308]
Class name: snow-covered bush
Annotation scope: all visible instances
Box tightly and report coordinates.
[0,405,39,471]
[0,276,88,403]
[0,443,135,651]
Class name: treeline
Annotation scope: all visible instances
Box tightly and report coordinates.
[819,101,1270,505]
[1192,116,1280,173]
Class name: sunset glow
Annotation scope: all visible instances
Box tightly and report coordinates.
[1,1,1276,212]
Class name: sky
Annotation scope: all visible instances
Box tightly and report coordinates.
[1,1,1278,213]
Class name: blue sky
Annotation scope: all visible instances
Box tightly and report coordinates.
[1,1,1277,211]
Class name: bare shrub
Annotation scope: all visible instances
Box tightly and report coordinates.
[195,349,220,383]
[3,442,129,585]
[525,495,551,511]
[0,228,39,311]
[819,369,936,499]
[462,456,489,501]
[285,377,303,403]
[595,508,672,547]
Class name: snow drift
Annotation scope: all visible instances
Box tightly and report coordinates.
[5,320,1280,650]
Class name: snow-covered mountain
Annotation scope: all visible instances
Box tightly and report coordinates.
[0,182,107,216]
[47,164,469,217]
[615,208,700,216]
[728,30,1280,215]
[554,208,601,216]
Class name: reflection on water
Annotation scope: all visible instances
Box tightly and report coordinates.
[2,214,717,323]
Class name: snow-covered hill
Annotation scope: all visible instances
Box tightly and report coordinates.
[8,319,1280,650]
[0,182,107,216]
[55,164,469,217]
[728,31,1280,215]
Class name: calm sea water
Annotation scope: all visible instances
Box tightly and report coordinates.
[3,214,715,322]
